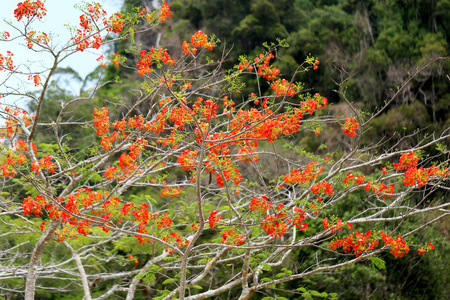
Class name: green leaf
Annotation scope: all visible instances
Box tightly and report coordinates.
[297,287,307,293]
[261,262,272,271]
[192,285,203,290]
[310,290,327,297]
[163,256,177,262]
[256,253,267,258]
[261,278,272,282]
[369,256,386,271]
[162,278,176,285]
[329,293,339,300]
[129,27,135,44]
[133,264,162,284]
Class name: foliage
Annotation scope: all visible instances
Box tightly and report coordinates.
[0,1,449,300]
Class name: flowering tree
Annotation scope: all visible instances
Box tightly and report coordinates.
[0,1,449,299]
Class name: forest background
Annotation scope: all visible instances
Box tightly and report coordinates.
[1,0,449,299]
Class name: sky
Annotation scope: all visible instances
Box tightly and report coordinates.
[0,0,124,104]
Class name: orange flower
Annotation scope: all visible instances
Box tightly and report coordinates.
[159,2,171,23]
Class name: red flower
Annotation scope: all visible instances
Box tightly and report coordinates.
[271,79,296,97]
[261,214,288,237]
[157,213,173,228]
[159,2,172,23]
[322,217,329,229]
[310,181,334,201]
[249,196,272,213]
[342,118,358,138]
[208,211,222,229]
[0,51,16,71]
[343,172,354,184]
[190,31,214,50]
[14,0,47,21]
[222,229,244,245]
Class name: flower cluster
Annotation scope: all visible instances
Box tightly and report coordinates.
[71,3,123,51]
[391,151,448,187]
[127,203,155,244]
[31,155,57,174]
[403,165,448,187]
[182,41,197,56]
[157,213,173,228]
[93,107,110,136]
[54,227,78,242]
[342,118,358,138]
[289,207,308,231]
[237,55,253,72]
[237,146,259,163]
[23,188,119,240]
[208,210,222,229]
[182,31,215,56]
[329,230,375,257]
[229,106,304,144]
[300,93,328,115]
[222,229,244,245]
[261,213,288,237]
[93,107,118,150]
[14,0,46,21]
[322,217,351,233]
[271,79,296,97]
[249,196,272,213]
[330,230,412,258]
[1,31,10,40]
[310,181,334,201]
[28,74,41,86]
[255,52,280,81]
[0,51,15,71]
[26,31,49,48]
[137,47,175,76]
[393,151,419,170]
[223,96,235,116]
[364,181,395,199]
[380,231,410,257]
[71,3,106,51]
[22,195,47,216]
[162,232,188,254]
[284,161,323,185]
[112,52,121,67]
[160,186,181,198]
[0,149,27,177]
[0,107,34,139]
[13,139,32,153]
[192,97,219,121]
[105,12,123,33]
[403,167,429,187]
[159,2,172,23]
[177,150,198,171]
[313,59,319,70]
[418,242,435,255]
[203,149,242,187]
[343,172,365,186]
[190,31,214,49]
[104,138,148,181]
